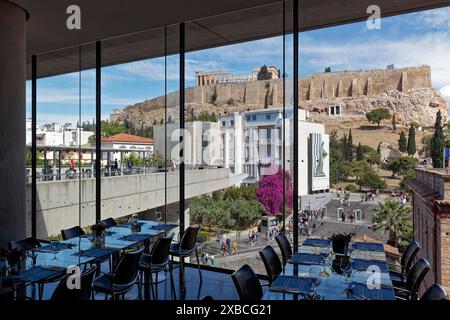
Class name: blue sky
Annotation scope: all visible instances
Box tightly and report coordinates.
[28,6,450,125]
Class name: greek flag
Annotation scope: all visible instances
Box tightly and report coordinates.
[445,148,450,158]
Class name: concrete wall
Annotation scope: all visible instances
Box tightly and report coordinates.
[26,168,234,238]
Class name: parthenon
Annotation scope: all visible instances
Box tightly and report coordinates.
[196,70,253,86]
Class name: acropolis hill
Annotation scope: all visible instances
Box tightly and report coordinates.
[111,65,448,128]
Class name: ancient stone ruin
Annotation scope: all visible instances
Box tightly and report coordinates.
[111,65,448,128]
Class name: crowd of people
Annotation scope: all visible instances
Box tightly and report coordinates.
[340,208,362,223]
[361,189,379,202]
[391,191,409,204]
[221,238,238,256]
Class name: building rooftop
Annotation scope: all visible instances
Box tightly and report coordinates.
[101,133,154,144]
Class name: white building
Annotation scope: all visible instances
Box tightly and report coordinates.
[153,121,222,168]
[221,108,329,195]
[152,108,329,196]
[100,133,154,164]
[219,113,245,175]
[26,118,94,147]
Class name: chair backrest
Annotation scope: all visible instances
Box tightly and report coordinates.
[275,232,292,265]
[150,234,175,265]
[420,284,448,300]
[231,264,263,300]
[113,247,144,286]
[61,226,85,240]
[51,265,97,300]
[259,245,282,284]
[9,237,41,251]
[401,241,420,274]
[99,217,117,228]
[180,225,201,251]
[406,258,430,300]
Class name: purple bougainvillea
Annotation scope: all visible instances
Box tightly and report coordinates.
[256,167,293,215]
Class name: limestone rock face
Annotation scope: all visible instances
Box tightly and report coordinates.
[300,88,448,127]
[112,87,447,131]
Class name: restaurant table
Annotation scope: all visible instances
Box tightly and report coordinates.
[262,240,396,300]
[0,220,178,300]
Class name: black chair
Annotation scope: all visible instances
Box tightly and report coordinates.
[394,258,430,300]
[92,247,144,300]
[259,245,282,285]
[8,237,45,251]
[420,284,448,300]
[99,217,117,228]
[51,265,97,300]
[169,225,202,292]
[275,232,292,266]
[9,237,64,300]
[61,226,85,240]
[231,264,263,300]
[62,225,113,273]
[138,234,176,300]
[389,241,420,287]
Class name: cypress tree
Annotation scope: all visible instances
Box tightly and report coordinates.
[431,110,445,168]
[398,131,407,153]
[347,129,353,161]
[407,125,416,156]
[341,133,347,159]
[356,142,364,161]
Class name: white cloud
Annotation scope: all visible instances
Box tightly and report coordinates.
[113,58,223,81]
[440,86,450,110]
[414,7,450,29]
[300,31,450,90]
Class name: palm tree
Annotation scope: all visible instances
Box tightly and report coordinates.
[372,199,412,246]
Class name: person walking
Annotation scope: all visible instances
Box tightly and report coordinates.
[232,240,238,255]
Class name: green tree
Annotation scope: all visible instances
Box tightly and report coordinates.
[230,199,263,228]
[329,130,348,184]
[356,143,363,161]
[372,199,412,246]
[123,153,142,167]
[365,108,391,127]
[400,169,416,192]
[392,113,397,131]
[346,129,353,161]
[186,111,218,122]
[407,125,416,156]
[324,67,332,73]
[264,82,270,108]
[101,121,126,137]
[358,170,387,190]
[344,160,370,190]
[257,65,272,80]
[386,156,418,178]
[431,110,445,168]
[210,86,218,104]
[398,131,407,153]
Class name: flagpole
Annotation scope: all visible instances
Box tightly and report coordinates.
[444,148,446,169]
